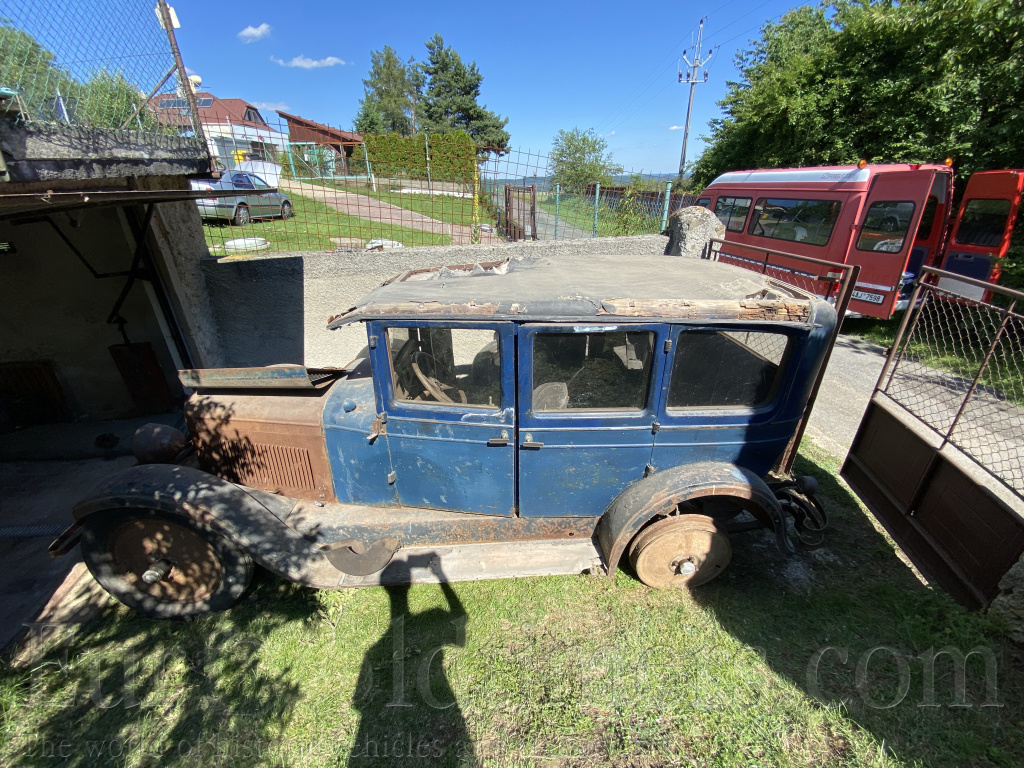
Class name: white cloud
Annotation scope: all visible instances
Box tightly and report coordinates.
[238,23,271,43]
[251,101,289,112]
[605,130,617,136]
[270,54,346,69]
[668,125,685,131]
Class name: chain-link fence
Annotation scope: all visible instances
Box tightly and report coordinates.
[881,268,1024,498]
[177,112,696,254]
[0,0,201,139]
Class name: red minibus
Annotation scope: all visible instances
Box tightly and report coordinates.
[697,164,1023,318]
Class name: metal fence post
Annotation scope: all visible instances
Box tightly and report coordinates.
[660,181,673,231]
[424,134,433,194]
[593,182,601,238]
[554,183,560,240]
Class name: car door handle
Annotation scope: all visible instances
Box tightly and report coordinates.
[487,437,509,447]
[521,441,544,449]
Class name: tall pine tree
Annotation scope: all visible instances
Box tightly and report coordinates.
[418,34,510,154]
[354,45,415,136]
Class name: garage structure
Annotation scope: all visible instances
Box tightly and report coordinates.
[0,121,224,434]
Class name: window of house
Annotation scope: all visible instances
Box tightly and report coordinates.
[532,331,654,411]
[747,198,842,246]
[388,327,500,408]
[856,201,916,252]
[667,330,789,408]
[955,199,1013,247]
[243,108,266,125]
[713,197,752,232]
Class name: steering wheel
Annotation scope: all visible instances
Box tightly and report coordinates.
[411,351,467,405]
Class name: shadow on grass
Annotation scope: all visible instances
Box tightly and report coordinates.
[348,556,473,767]
[688,449,1024,767]
[4,574,313,766]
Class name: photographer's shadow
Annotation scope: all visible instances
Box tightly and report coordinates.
[348,554,475,767]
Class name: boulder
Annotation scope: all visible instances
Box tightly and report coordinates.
[664,205,725,258]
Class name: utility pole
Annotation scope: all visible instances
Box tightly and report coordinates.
[677,17,713,180]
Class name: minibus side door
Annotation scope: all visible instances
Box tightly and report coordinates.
[849,170,936,318]
[940,170,1023,300]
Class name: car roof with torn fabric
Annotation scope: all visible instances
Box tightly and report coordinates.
[328,253,829,326]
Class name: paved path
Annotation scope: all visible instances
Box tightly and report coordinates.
[804,335,887,459]
[534,206,592,240]
[279,179,499,246]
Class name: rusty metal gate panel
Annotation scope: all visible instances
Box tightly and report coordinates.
[501,184,537,241]
[842,266,1024,607]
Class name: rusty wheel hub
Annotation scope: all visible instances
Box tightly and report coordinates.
[109,519,223,604]
[629,514,731,588]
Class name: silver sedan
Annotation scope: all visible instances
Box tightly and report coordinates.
[191,171,292,226]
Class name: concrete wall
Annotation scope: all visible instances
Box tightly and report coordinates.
[0,207,182,419]
[201,234,669,368]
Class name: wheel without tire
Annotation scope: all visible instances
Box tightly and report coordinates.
[232,204,251,226]
[80,509,253,618]
[628,514,731,588]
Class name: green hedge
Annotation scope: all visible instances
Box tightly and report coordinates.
[353,132,476,183]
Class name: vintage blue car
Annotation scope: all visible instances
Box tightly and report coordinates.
[51,253,835,617]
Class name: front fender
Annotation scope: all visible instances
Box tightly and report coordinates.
[67,464,342,589]
[597,461,792,576]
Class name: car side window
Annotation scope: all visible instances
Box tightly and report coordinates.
[250,174,271,189]
[231,173,256,190]
[668,330,789,408]
[713,196,752,232]
[532,331,654,411]
[387,326,500,408]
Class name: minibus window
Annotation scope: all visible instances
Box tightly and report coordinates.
[916,196,939,240]
[955,199,1012,247]
[747,198,842,246]
[696,197,712,208]
[713,196,752,232]
[856,201,916,252]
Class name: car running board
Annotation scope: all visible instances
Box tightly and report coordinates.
[335,537,605,588]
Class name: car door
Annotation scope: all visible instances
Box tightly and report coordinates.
[248,172,279,217]
[368,320,516,516]
[230,172,263,218]
[651,325,808,478]
[516,323,667,517]
[848,170,937,318]
[940,170,1024,299]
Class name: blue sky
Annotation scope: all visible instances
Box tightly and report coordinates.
[170,0,801,173]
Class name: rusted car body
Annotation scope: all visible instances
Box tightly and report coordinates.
[52,253,836,617]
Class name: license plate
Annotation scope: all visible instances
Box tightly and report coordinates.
[852,290,885,304]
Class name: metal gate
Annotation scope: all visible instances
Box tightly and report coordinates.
[842,266,1024,607]
[501,184,537,241]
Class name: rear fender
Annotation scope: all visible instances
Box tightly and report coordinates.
[68,464,342,589]
[598,462,792,576]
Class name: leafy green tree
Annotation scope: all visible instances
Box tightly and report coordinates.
[356,45,416,135]
[549,127,622,194]
[0,25,75,120]
[418,34,509,154]
[692,0,1024,188]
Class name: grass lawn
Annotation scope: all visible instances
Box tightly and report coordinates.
[333,183,479,229]
[202,194,451,253]
[2,440,1021,767]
